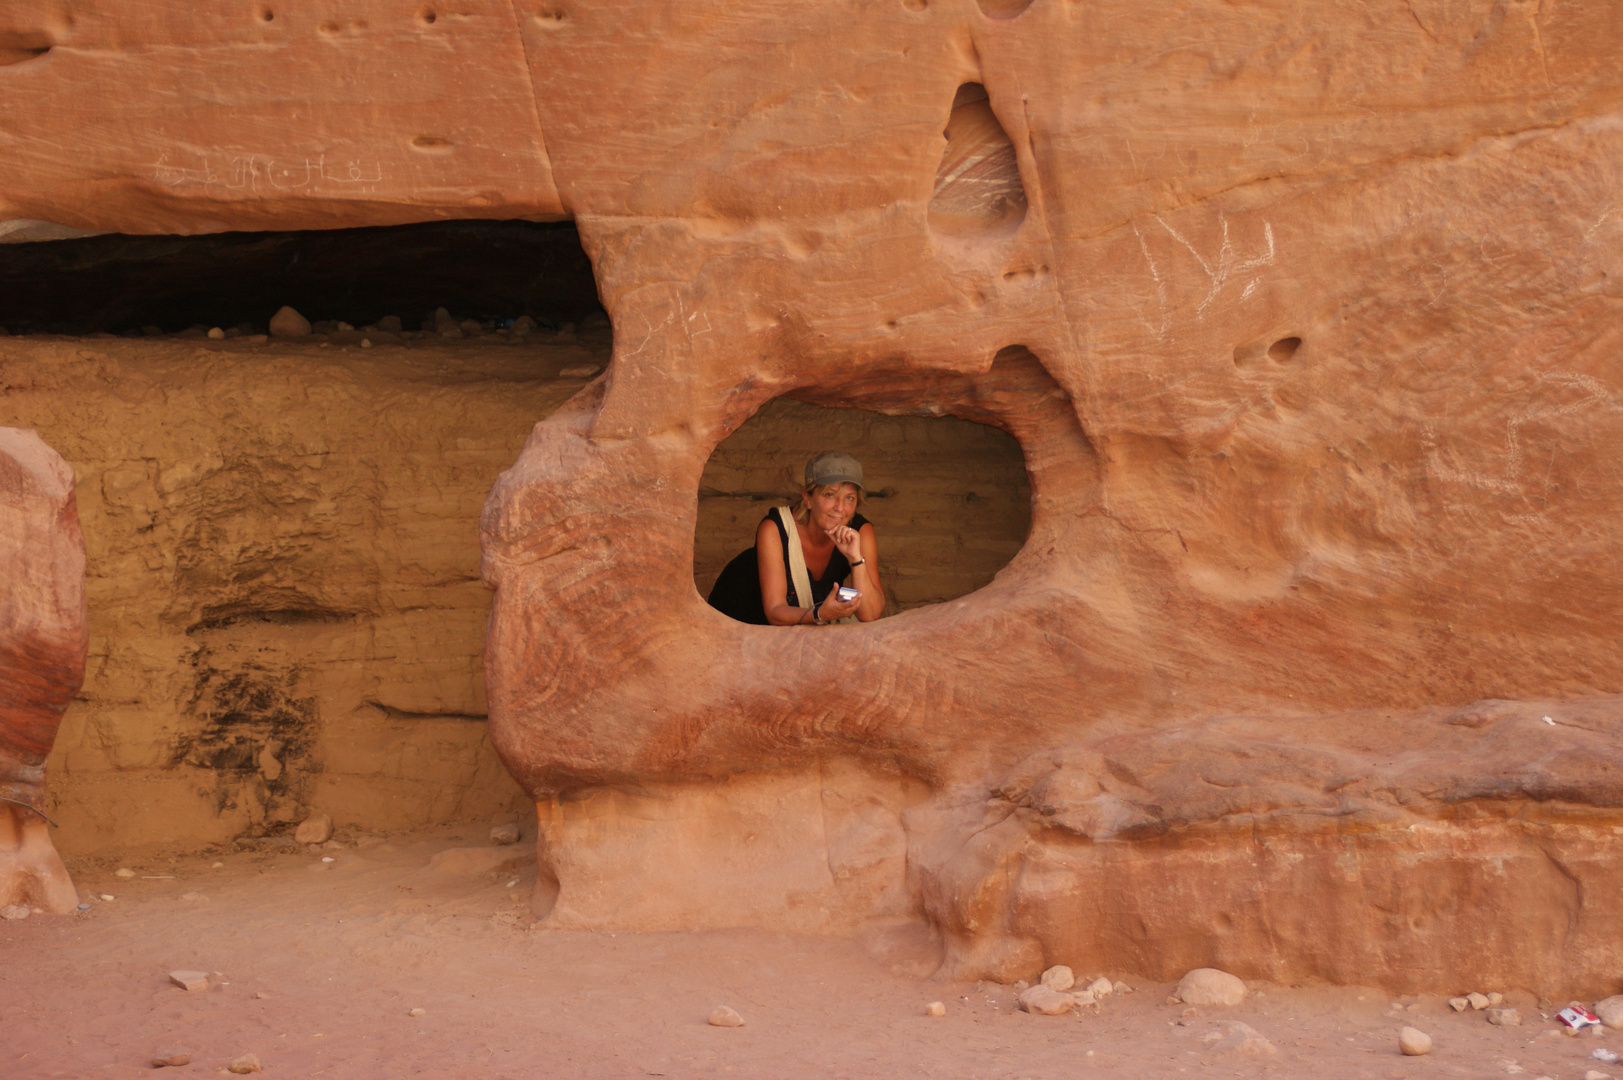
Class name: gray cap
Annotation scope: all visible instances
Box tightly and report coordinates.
[804,451,864,490]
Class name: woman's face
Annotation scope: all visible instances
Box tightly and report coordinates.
[804,483,859,533]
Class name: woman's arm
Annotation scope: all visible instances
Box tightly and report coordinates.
[756,518,833,626]
[848,522,885,622]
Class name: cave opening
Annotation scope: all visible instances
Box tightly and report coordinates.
[0,219,607,337]
[695,396,1032,618]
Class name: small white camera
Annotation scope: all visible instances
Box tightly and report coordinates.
[836,586,860,602]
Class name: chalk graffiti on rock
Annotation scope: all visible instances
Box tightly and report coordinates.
[151,152,384,193]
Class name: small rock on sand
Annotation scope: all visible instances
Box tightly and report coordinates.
[1596,995,1623,1029]
[1449,997,1470,1012]
[924,1001,946,1017]
[489,823,520,845]
[1487,992,1504,1006]
[1017,985,1074,1016]
[408,1007,426,1017]
[115,867,136,878]
[1207,1021,1277,1057]
[207,327,224,339]
[1467,992,1491,1010]
[295,814,333,844]
[1486,1007,1521,1026]
[1040,965,1074,991]
[227,1053,262,1074]
[168,970,209,992]
[1087,976,1113,997]
[1,904,30,920]
[1175,968,1246,1008]
[151,1049,191,1067]
[378,315,403,332]
[268,306,311,339]
[709,1006,745,1027]
[1399,1027,1433,1055]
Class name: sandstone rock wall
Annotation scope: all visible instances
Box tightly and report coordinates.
[5,0,1623,993]
[0,426,85,910]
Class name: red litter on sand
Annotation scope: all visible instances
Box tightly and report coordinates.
[1557,1006,1602,1030]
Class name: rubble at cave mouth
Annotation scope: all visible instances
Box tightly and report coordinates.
[0,219,607,337]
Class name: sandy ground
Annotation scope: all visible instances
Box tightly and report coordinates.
[3,825,1617,1080]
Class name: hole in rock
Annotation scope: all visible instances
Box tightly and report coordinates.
[0,219,606,336]
[1268,335,1302,362]
[0,30,54,65]
[928,84,1027,237]
[696,398,1031,618]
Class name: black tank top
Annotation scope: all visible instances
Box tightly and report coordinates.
[770,511,870,608]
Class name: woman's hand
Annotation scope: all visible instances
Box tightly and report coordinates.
[829,524,863,562]
[818,590,860,622]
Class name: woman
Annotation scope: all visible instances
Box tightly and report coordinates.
[707,451,886,625]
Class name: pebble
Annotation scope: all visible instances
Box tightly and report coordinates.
[512,315,536,334]
[1598,1049,1622,1065]
[1113,981,1130,994]
[1175,968,1247,1008]
[378,315,403,332]
[212,862,224,868]
[1087,976,1113,997]
[115,867,136,878]
[1486,1008,1521,1027]
[169,970,209,992]
[489,823,521,845]
[151,1049,191,1067]
[268,306,311,339]
[1040,965,1074,992]
[708,1005,745,1027]
[295,814,333,845]
[1016,984,1074,1016]
[360,338,372,348]
[1488,992,1504,1006]
[1467,992,1491,1010]
[255,992,271,1000]
[408,1007,426,1017]
[1449,996,1470,1012]
[1,904,29,920]
[207,327,224,339]
[1399,1026,1432,1055]
[924,1001,946,1017]
[1597,996,1623,1029]
[227,1053,262,1074]
[179,892,206,902]
[1207,1021,1277,1057]
[99,893,115,901]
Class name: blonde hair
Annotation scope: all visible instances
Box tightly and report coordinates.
[792,481,865,524]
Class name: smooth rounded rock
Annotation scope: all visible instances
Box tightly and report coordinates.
[1017,984,1074,1015]
[227,1053,262,1074]
[1596,995,1623,1030]
[1039,964,1074,991]
[268,306,311,338]
[1175,968,1246,1007]
[1399,1026,1432,1055]
[151,1049,191,1067]
[924,1001,946,1017]
[708,1005,745,1027]
[294,813,332,845]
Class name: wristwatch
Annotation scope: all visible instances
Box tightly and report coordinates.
[811,604,826,625]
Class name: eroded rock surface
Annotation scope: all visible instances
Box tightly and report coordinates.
[3,0,1623,990]
[0,428,85,912]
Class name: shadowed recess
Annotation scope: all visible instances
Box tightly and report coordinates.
[929,84,1028,237]
[0,220,606,335]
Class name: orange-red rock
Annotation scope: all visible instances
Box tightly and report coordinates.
[3,0,1623,989]
[0,428,86,912]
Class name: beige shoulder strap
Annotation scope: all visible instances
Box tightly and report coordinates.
[776,506,815,613]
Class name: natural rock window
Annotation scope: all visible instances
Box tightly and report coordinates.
[695,398,1032,616]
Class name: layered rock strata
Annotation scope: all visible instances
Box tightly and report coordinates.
[3,0,1622,989]
[0,427,86,911]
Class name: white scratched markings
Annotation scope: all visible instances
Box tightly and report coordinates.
[151,152,383,194]
[1423,372,1612,497]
